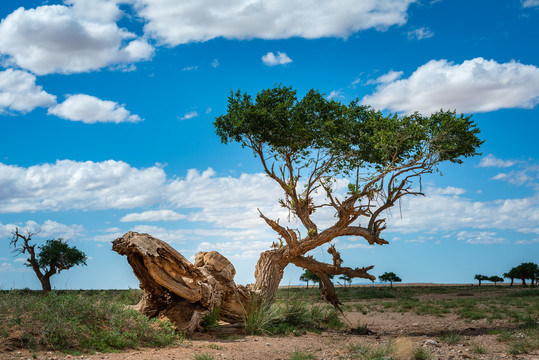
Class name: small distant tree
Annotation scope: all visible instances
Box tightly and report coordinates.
[489,275,504,285]
[514,262,539,288]
[503,268,518,286]
[339,274,352,288]
[300,269,319,289]
[379,272,402,288]
[474,274,489,286]
[10,228,87,293]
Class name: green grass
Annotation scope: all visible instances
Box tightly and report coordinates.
[348,342,393,360]
[439,332,463,345]
[0,290,180,352]
[287,350,317,360]
[193,353,217,360]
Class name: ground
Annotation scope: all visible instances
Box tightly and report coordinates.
[1,285,537,360]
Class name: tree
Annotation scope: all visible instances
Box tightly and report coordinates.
[339,274,352,288]
[503,268,518,286]
[10,228,87,293]
[489,275,504,285]
[113,85,482,332]
[514,262,539,287]
[474,274,489,286]
[300,269,319,288]
[379,272,402,288]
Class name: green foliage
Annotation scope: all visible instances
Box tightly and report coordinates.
[201,306,220,330]
[36,238,87,272]
[215,86,482,171]
[378,272,402,286]
[488,275,504,284]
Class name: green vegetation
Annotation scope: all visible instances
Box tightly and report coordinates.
[244,294,343,335]
[193,353,216,360]
[287,350,317,360]
[348,341,393,360]
[0,290,180,352]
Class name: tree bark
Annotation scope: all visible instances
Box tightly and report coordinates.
[113,231,375,334]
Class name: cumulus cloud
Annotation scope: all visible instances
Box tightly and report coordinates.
[0,2,154,74]
[0,160,166,213]
[134,0,414,45]
[361,58,539,114]
[179,111,199,121]
[479,154,517,168]
[0,69,56,113]
[407,27,434,40]
[121,210,186,222]
[262,51,292,66]
[48,94,142,123]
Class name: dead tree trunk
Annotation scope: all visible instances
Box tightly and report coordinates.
[113,231,375,333]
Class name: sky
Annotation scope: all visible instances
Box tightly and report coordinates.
[0,0,538,290]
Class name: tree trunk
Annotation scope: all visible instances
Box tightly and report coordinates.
[112,231,375,334]
[39,275,52,293]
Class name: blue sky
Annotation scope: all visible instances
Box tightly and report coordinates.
[0,0,538,290]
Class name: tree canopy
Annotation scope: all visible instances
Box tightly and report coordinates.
[379,272,402,287]
[214,85,482,307]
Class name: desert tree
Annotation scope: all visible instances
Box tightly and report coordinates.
[503,268,518,286]
[299,269,318,288]
[474,274,489,286]
[488,275,504,285]
[113,85,482,332]
[339,274,353,288]
[214,86,481,304]
[514,262,539,287]
[10,228,87,293]
[379,272,402,288]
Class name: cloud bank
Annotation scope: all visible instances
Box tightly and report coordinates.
[134,0,415,45]
[0,2,153,74]
[362,58,539,114]
[0,69,56,113]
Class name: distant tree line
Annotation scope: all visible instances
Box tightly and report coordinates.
[503,262,538,287]
[474,262,538,287]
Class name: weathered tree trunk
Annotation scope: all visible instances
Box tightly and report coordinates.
[113,231,375,334]
[112,232,252,334]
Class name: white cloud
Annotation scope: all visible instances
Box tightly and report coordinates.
[48,94,142,123]
[0,3,153,75]
[522,0,539,7]
[179,111,199,121]
[457,231,506,245]
[326,90,344,100]
[0,220,83,240]
[121,210,186,222]
[134,0,414,46]
[0,69,56,113]
[262,51,292,66]
[366,70,403,84]
[211,59,220,68]
[407,27,434,40]
[492,167,538,187]
[479,154,517,168]
[0,160,166,213]
[182,66,198,71]
[361,58,539,114]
